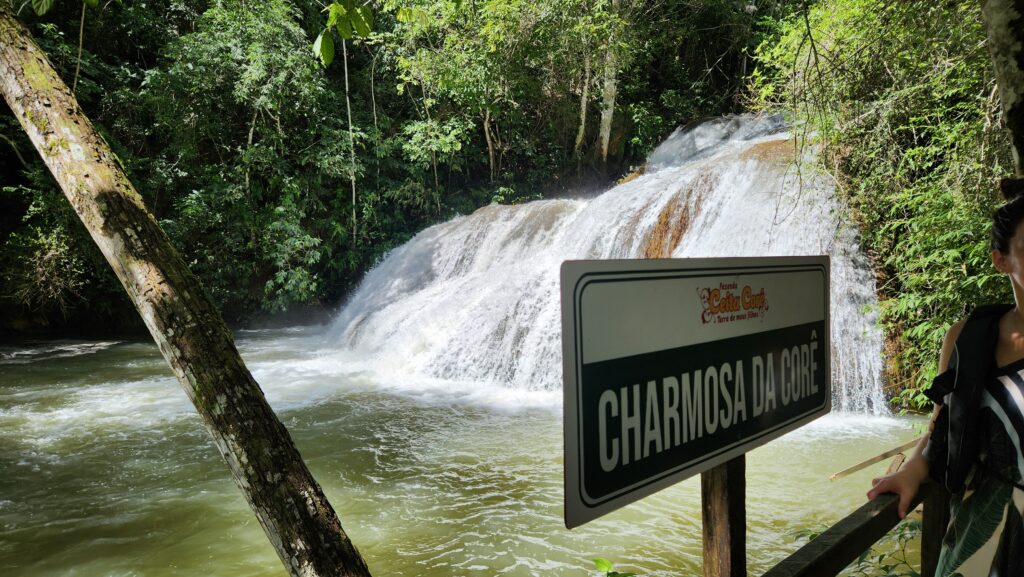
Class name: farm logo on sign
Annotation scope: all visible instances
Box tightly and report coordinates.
[697,282,769,324]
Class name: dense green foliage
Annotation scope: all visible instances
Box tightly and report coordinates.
[752,0,1016,409]
[1,0,790,331]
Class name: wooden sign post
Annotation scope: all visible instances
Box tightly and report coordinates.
[702,457,745,577]
[561,257,829,576]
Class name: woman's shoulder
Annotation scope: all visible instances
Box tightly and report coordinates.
[945,304,1014,345]
[940,305,1014,370]
[944,318,968,348]
[938,318,968,373]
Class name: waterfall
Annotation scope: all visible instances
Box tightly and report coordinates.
[327,115,887,414]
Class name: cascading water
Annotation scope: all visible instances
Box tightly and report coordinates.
[328,115,887,414]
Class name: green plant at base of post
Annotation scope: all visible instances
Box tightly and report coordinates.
[592,557,638,577]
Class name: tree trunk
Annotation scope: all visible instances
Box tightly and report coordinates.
[598,43,617,167]
[983,0,1024,175]
[420,83,440,193]
[483,107,496,183]
[368,46,380,182]
[342,38,357,243]
[0,7,372,577]
[574,53,590,164]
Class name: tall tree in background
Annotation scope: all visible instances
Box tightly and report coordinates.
[314,0,374,244]
[598,0,622,168]
[0,4,372,576]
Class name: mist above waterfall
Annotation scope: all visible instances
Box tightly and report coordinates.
[327,115,886,414]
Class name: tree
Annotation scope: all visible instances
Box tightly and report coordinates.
[598,0,622,168]
[315,0,374,242]
[0,4,372,576]
[982,0,1024,176]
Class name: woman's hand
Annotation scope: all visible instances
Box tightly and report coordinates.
[866,458,928,519]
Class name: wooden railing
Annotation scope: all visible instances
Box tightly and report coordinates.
[761,481,950,577]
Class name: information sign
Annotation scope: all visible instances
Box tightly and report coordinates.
[562,257,830,528]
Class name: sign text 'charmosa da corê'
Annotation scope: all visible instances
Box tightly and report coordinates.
[561,257,830,528]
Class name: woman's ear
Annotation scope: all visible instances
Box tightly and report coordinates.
[993,248,1009,273]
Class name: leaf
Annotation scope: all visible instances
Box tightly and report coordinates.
[396,6,429,27]
[336,14,352,40]
[327,3,346,28]
[84,0,99,7]
[592,558,613,573]
[313,31,335,67]
[351,5,373,37]
[936,474,1012,575]
[31,0,55,15]
[313,30,324,56]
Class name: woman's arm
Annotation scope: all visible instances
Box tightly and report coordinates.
[866,318,965,517]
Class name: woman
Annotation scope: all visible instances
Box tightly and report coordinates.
[867,194,1024,576]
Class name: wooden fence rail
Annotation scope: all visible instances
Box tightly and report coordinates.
[761,482,949,577]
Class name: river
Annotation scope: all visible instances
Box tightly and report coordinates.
[0,116,920,576]
[0,331,919,576]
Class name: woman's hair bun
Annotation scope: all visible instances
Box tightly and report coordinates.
[992,178,1024,252]
[998,177,1024,202]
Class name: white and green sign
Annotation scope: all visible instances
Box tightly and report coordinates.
[561,257,830,528]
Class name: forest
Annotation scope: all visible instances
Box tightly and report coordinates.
[0,0,1016,408]
[1,0,787,322]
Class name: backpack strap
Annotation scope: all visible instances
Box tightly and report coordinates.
[927,303,1012,492]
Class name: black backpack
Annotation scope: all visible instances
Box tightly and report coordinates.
[923,304,1012,494]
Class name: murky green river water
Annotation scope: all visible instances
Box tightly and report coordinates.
[0,327,920,576]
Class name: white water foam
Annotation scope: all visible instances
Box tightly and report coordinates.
[0,331,565,447]
[0,341,123,364]
[0,116,888,447]
[327,114,887,414]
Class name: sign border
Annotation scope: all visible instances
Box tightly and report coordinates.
[563,256,831,528]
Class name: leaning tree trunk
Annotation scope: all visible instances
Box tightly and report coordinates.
[0,7,372,577]
[983,0,1024,176]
